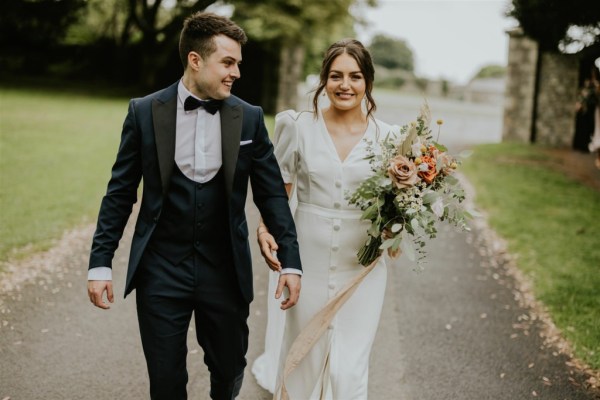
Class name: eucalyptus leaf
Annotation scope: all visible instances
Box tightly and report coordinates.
[432,141,447,152]
[422,191,438,204]
[410,218,420,231]
[380,238,396,249]
[443,175,458,185]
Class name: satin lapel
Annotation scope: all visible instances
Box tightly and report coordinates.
[220,102,243,199]
[152,95,177,195]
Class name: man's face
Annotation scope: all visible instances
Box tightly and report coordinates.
[190,35,242,100]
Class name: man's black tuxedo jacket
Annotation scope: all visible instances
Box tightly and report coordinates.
[89,82,301,303]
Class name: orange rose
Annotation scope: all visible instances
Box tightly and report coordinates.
[387,155,419,189]
[418,155,437,184]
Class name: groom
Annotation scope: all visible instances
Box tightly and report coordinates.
[87,11,302,400]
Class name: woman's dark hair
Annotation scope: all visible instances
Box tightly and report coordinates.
[312,39,376,120]
[179,12,247,69]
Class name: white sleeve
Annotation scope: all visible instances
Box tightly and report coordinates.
[87,266,112,281]
[273,110,300,184]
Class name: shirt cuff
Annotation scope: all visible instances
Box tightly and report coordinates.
[88,267,112,281]
[280,268,302,276]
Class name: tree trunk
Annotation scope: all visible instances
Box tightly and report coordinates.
[275,43,305,112]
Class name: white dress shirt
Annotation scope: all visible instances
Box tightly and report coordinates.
[89,80,300,281]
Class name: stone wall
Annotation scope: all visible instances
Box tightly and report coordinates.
[535,52,579,146]
[502,28,579,147]
[502,28,538,143]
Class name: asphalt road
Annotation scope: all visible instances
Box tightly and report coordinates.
[1,92,598,399]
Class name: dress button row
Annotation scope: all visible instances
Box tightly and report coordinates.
[328,283,335,290]
[332,245,339,251]
[333,202,341,209]
[333,225,340,231]
[335,181,342,188]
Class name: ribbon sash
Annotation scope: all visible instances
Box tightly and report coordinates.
[274,257,380,400]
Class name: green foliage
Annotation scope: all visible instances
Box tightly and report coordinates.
[473,64,506,79]
[64,0,129,44]
[462,142,600,369]
[368,34,414,71]
[234,0,376,80]
[508,0,600,52]
[0,88,127,262]
[0,0,87,49]
[234,0,374,43]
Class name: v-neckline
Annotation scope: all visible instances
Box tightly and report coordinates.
[319,109,370,164]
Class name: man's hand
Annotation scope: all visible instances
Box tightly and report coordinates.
[275,274,301,310]
[257,230,282,272]
[88,280,114,310]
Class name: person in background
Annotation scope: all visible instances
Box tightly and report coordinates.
[573,76,598,153]
[585,63,600,169]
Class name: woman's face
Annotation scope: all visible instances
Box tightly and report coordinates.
[325,52,366,112]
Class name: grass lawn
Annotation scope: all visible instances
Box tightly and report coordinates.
[0,87,275,263]
[0,88,129,261]
[462,142,600,370]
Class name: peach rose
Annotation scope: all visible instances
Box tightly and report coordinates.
[418,155,438,184]
[388,155,420,189]
[435,152,454,175]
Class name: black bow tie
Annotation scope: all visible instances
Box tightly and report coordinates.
[184,96,222,114]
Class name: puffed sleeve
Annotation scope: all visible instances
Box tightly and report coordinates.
[273,110,300,183]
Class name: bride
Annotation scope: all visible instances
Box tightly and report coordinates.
[252,39,398,399]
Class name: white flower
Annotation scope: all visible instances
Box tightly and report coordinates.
[411,140,423,157]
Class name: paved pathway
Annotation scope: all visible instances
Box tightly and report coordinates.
[1,93,599,399]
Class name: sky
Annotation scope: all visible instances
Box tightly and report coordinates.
[355,0,518,84]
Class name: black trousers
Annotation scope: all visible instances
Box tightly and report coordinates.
[135,249,249,400]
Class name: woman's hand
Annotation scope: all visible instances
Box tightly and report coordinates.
[257,229,282,271]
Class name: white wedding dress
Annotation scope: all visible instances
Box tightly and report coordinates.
[252,110,397,399]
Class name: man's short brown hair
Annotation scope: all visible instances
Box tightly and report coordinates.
[179,12,247,68]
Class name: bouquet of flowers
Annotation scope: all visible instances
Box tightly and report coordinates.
[347,103,471,268]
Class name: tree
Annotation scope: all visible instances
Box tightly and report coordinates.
[119,0,218,88]
[368,34,414,71]
[473,64,506,79]
[0,0,87,72]
[1,0,376,111]
[233,0,377,111]
[508,0,600,52]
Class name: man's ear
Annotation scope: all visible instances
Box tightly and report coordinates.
[188,51,202,71]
